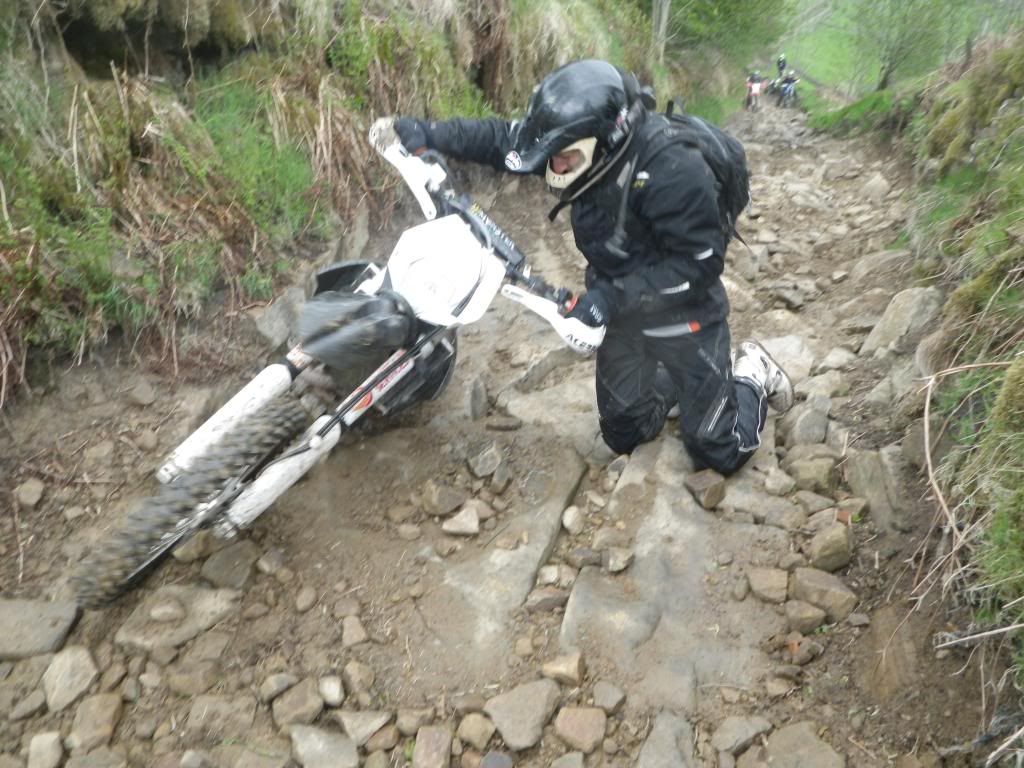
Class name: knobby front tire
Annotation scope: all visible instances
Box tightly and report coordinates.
[71,394,309,609]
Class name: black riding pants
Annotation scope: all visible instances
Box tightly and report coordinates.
[595,320,766,475]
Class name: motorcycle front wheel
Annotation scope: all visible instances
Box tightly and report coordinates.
[71,394,309,608]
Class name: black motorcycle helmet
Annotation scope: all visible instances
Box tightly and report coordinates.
[503,60,647,201]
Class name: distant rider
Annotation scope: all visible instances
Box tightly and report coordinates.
[778,69,800,106]
[745,71,763,110]
[776,53,787,78]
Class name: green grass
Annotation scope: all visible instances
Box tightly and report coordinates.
[908,36,1024,687]
[807,89,893,133]
[974,361,1024,647]
[981,487,1024,620]
[933,366,1006,446]
[779,10,868,92]
[195,72,326,245]
[686,85,746,125]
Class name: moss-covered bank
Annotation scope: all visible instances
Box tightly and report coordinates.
[2,0,718,407]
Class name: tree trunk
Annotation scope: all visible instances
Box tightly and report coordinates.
[962,30,974,75]
[877,62,893,91]
[651,0,670,65]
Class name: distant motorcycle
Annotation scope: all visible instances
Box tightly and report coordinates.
[778,79,800,108]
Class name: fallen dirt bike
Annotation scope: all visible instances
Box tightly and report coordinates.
[71,118,605,608]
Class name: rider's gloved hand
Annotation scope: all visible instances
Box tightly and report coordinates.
[563,284,613,327]
[394,117,429,155]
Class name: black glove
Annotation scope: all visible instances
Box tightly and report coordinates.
[394,117,429,155]
[564,284,613,327]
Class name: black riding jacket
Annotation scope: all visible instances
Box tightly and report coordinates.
[421,111,729,331]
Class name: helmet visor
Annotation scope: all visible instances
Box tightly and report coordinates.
[504,115,596,175]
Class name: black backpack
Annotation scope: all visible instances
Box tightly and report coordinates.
[546,100,751,253]
[643,101,751,243]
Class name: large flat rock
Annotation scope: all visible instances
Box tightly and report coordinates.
[637,712,696,768]
[559,437,789,713]
[0,599,79,660]
[863,604,921,702]
[114,586,240,652]
[417,445,586,681]
[499,370,599,457]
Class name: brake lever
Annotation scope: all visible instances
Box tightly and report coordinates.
[369,118,447,221]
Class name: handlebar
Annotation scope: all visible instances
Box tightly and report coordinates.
[369,117,575,310]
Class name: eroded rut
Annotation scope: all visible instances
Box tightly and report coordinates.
[1,102,984,767]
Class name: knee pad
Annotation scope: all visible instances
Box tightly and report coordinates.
[599,415,644,456]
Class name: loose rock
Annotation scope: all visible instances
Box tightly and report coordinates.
[525,587,569,613]
[42,645,98,712]
[0,599,79,660]
[541,652,585,686]
[484,679,560,750]
[335,710,392,746]
[747,568,788,604]
[807,524,852,572]
[442,506,480,536]
[341,616,368,647]
[469,443,503,478]
[64,748,127,768]
[790,568,858,621]
[318,675,345,707]
[260,673,299,704]
[200,539,261,589]
[10,689,46,720]
[602,547,634,573]
[457,713,496,751]
[342,661,374,698]
[289,725,358,768]
[256,548,286,575]
[562,505,585,536]
[785,601,827,634]
[295,587,318,613]
[551,754,585,768]
[764,468,796,496]
[115,586,240,652]
[272,678,323,727]
[149,598,186,623]
[28,731,63,768]
[553,707,606,754]
[684,469,726,509]
[412,725,452,768]
[592,681,625,714]
[15,477,46,508]
[480,753,514,768]
[397,707,434,736]
[765,721,844,767]
[422,480,469,516]
[710,716,773,755]
[68,693,122,751]
[166,661,219,697]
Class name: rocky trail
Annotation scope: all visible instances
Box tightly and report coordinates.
[1,101,981,768]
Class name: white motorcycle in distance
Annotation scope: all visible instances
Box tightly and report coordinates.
[71,118,606,608]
